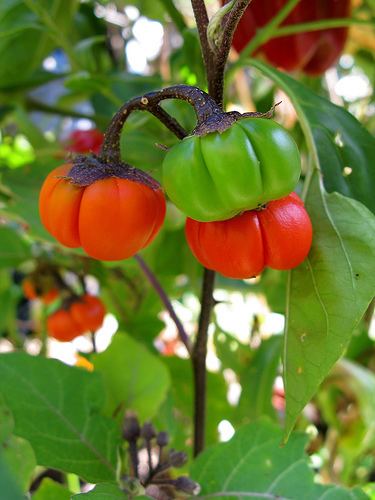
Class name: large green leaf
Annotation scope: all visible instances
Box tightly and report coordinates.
[0,395,36,492]
[74,483,127,498]
[251,59,375,214]
[284,174,375,438]
[251,60,375,438]
[93,333,170,421]
[32,478,71,500]
[162,357,230,447]
[0,353,120,483]
[0,454,24,500]
[191,420,368,499]
[0,0,77,89]
[238,336,282,421]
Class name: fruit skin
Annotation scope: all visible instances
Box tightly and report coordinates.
[227,0,350,75]
[70,294,106,332]
[185,192,312,279]
[47,309,83,342]
[39,164,166,261]
[65,129,104,154]
[163,118,300,222]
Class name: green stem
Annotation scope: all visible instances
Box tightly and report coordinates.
[239,0,300,58]
[66,473,81,494]
[273,17,373,37]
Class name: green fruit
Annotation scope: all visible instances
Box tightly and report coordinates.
[162,117,301,221]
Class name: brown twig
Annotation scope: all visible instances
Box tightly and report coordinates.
[134,254,193,355]
[192,268,216,456]
[100,85,221,162]
[211,0,254,106]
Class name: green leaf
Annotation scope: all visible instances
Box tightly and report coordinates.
[92,333,170,421]
[0,394,36,492]
[0,352,120,483]
[284,174,375,438]
[238,336,282,421]
[250,59,375,214]
[32,478,71,500]
[162,357,230,447]
[0,454,24,500]
[0,226,31,267]
[2,161,58,241]
[191,420,368,499]
[73,483,126,498]
[250,60,375,439]
[0,0,77,89]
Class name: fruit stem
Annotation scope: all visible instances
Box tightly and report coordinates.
[134,255,193,356]
[100,85,221,163]
[192,268,216,456]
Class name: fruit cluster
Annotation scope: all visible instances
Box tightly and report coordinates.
[47,294,106,342]
[39,90,313,280]
[162,117,313,279]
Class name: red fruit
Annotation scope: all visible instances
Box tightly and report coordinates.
[22,279,38,301]
[65,129,104,154]
[39,164,166,261]
[70,295,106,332]
[47,309,83,342]
[226,0,350,75]
[185,193,313,279]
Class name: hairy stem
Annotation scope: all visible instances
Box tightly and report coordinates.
[210,0,253,106]
[134,254,193,355]
[191,0,214,88]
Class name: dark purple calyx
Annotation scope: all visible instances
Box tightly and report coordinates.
[64,154,161,190]
[193,103,280,137]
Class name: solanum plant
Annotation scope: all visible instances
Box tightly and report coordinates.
[0,0,374,499]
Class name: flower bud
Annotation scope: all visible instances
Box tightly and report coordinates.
[169,450,188,468]
[123,415,140,441]
[156,431,169,448]
[174,476,201,495]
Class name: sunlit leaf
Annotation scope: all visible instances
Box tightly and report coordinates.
[93,333,170,421]
[191,420,368,499]
[0,353,120,483]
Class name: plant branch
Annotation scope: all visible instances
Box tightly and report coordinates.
[209,0,253,106]
[191,0,214,87]
[192,268,215,456]
[101,84,221,162]
[134,254,193,355]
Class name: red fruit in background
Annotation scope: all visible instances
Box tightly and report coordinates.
[47,309,83,342]
[65,129,104,154]
[39,164,166,261]
[70,294,106,332]
[185,193,313,279]
[22,279,38,301]
[226,0,350,75]
[22,279,59,304]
